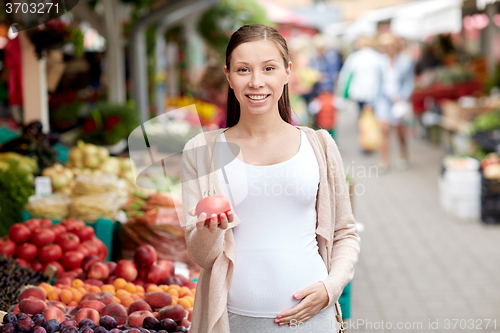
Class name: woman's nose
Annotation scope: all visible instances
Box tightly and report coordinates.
[249,73,264,88]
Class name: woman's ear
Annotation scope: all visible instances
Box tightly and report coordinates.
[224,65,233,89]
[284,61,292,85]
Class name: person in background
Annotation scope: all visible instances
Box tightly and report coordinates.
[308,35,342,139]
[336,36,382,115]
[374,32,415,173]
[197,63,229,129]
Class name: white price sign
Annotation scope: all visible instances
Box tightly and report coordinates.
[35,177,52,196]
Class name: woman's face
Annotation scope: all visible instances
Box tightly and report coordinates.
[224,40,291,116]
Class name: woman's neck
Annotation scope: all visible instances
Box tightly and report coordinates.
[231,108,291,139]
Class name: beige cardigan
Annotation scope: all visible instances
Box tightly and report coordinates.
[181,126,360,333]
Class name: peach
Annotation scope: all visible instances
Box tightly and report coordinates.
[82,255,100,272]
[127,299,152,315]
[87,262,110,280]
[178,318,190,328]
[85,279,104,287]
[78,300,106,313]
[47,301,67,313]
[127,310,154,328]
[99,303,128,326]
[75,308,100,325]
[158,305,186,322]
[106,261,117,276]
[115,260,138,282]
[145,292,172,309]
[55,277,73,286]
[60,290,74,305]
[19,298,47,315]
[104,276,116,285]
[18,287,46,301]
[157,260,175,277]
[147,264,167,285]
[43,306,66,323]
[87,291,114,305]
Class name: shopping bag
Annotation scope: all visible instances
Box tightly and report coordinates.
[391,100,411,119]
[358,105,381,152]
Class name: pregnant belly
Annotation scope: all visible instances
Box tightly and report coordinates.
[227,249,329,317]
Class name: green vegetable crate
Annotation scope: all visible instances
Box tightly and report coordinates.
[339,281,351,319]
[21,211,121,262]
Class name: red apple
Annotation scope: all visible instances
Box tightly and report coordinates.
[147,264,167,284]
[106,261,117,275]
[115,260,138,282]
[87,262,110,280]
[134,245,157,268]
[81,255,101,272]
[157,260,175,277]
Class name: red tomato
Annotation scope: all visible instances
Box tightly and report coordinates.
[90,237,108,262]
[16,258,30,268]
[8,223,32,243]
[0,239,17,257]
[195,195,231,225]
[15,243,38,261]
[31,260,43,272]
[77,244,91,257]
[56,232,80,251]
[42,261,65,278]
[38,244,63,262]
[23,219,41,231]
[61,218,86,232]
[80,241,99,256]
[39,219,53,228]
[72,225,95,242]
[31,227,56,247]
[61,251,84,270]
[51,224,66,237]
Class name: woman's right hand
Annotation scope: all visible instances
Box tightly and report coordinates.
[188,207,233,234]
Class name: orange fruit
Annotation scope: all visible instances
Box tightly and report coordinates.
[168,284,181,291]
[146,285,160,293]
[77,287,87,295]
[116,290,131,299]
[160,285,169,292]
[70,289,83,304]
[171,296,178,306]
[114,296,121,304]
[136,292,145,299]
[83,284,91,292]
[39,282,53,295]
[89,286,101,293]
[177,298,191,309]
[121,296,134,307]
[179,287,193,297]
[60,290,73,305]
[130,293,140,301]
[47,291,60,302]
[101,285,116,295]
[136,285,145,293]
[124,283,136,293]
[114,278,127,290]
[71,279,84,288]
[68,301,78,307]
[182,296,194,307]
[167,288,179,298]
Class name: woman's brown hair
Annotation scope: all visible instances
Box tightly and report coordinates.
[225,24,292,127]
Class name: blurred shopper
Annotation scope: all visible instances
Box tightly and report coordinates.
[309,35,342,97]
[288,38,321,127]
[374,33,415,173]
[308,35,342,139]
[336,36,382,115]
[198,63,229,129]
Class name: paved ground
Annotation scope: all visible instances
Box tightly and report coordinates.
[335,104,500,333]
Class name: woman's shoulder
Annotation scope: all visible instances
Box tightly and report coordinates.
[185,128,226,148]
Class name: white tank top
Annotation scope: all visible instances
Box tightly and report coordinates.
[218,129,329,317]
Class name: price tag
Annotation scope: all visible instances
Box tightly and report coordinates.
[35,176,52,196]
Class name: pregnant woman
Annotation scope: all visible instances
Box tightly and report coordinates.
[181,24,360,333]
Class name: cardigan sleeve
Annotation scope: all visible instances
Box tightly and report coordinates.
[181,137,227,270]
[318,130,361,310]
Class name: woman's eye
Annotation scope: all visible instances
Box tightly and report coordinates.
[265,66,275,71]
[237,68,249,72]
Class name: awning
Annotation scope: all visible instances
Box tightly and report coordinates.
[256,0,312,27]
[391,0,463,40]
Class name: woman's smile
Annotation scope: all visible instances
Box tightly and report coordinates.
[246,94,271,104]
